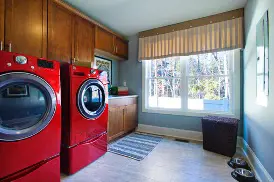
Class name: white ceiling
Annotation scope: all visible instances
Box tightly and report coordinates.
[64,0,247,37]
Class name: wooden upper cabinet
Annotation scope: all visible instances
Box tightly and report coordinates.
[95,26,114,54]
[0,0,4,50]
[0,0,127,61]
[48,0,73,63]
[115,37,128,59]
[4,0,47,57]
[74,16,94,64]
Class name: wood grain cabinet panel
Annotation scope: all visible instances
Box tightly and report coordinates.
[95,26,114,54]
[48,0,73,63]
[0,0,4,50]
[108,106,125,141]
[124,104,137,132]
[108,97,138,142]
[74,16,95,65]
[115,37,128,59]
[0,0,128,62]
[4,0,47,57]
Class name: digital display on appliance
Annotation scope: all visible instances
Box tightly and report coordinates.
[37,59,54,69]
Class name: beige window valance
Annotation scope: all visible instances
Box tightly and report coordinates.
[138,10,244,61]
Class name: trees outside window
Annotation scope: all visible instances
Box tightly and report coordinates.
[143,49,240,117]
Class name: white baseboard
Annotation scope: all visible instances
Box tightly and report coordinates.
[137,124,243,146]
[137,124,203,142]
[239,138,274,182]
[137,124,273,182]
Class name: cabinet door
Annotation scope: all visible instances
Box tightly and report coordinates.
[0,0,4,50]
[115,37,128,59]
[74,16,94,65]
[95,26,114,54]
[108,106,124,141]
[4,0,47,57]
[124,104,137,132]
[48,0,73,62]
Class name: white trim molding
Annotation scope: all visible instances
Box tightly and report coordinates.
[138,124,244,146]
[238,137,274,182]
[141,49,241,119]
[137,124,203,142]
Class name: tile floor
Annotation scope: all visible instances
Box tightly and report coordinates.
[62,137,241,182]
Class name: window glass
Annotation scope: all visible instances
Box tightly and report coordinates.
[0,83,47,130]
[82,85,102,112]
[147,57,181,109]
[186,51,232,112]
[144,49,238,115]
[188,77,230,112]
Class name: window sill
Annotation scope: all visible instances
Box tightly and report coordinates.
[142,107,239,119]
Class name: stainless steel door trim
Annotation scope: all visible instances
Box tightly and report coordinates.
[77,79,106,119]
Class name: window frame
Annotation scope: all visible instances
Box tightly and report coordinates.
[142,49,241,119]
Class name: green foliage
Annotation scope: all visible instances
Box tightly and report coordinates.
[149,51,229,100]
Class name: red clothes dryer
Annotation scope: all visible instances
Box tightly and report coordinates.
[0,51,61,181]
[60,63,108,174]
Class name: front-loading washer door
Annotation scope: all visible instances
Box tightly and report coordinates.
[77,79,106,119]
[0,72,56,141]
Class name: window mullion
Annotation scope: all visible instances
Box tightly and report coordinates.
[146,62,149,109]
[181,57,187,112]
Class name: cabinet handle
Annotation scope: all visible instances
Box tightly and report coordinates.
[0,41,3,51]
[8,42,12,52]
[73,58,76,63]
[70,58,75,64]
[116,46,118,53]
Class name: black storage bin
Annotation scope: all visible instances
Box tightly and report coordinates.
[202,116,239,157]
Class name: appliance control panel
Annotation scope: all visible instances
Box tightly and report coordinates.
[37,59,54,69]
[15,56,27,64]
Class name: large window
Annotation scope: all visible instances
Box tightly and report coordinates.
[142,49,240,118]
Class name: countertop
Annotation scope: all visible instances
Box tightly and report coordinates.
[108,95,138,100]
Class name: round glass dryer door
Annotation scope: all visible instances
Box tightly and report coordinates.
[0,72,56,141]
[77,79,106,119]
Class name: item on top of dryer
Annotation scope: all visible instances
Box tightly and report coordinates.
[231,168,257,182]
[228,158,250,170]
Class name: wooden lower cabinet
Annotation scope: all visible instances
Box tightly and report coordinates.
[124,104,137,132]
[108,106,125,141]
[108,97,138,142]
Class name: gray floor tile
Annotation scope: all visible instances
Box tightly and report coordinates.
[62,137,241,182]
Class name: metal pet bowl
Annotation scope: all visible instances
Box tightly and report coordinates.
[231,168,257,182]
[228,158,250,169]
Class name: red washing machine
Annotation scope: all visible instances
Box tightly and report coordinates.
[0,51,61,182]
[60,63,108,174]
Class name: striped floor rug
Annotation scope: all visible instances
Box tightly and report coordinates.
[108,133,163,161]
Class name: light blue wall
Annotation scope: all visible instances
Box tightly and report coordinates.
[111,59,119,86]
[119,35,243,134]
[244,0,274,179]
